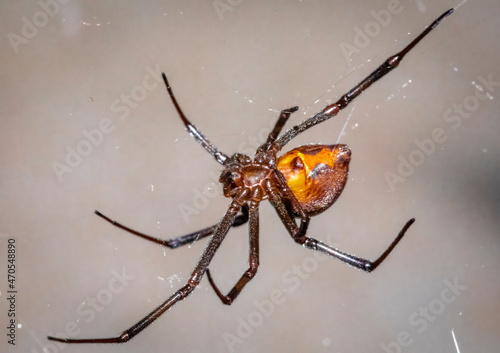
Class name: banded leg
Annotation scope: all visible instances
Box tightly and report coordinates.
[47,200,242,344]
[206,199,260,305]
[267,182,414,272]
[299,218,414,272]
[94,204,249,248]
[275,9,454,150]
[162,73,229,165]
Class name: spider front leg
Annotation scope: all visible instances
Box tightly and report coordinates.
[162,73,229,165]
[48,199,242,344]
[206,199,260,305]
[93,204,249,248]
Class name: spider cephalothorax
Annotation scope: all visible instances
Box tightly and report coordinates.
[48,9,453,344]
[219,156,274,202]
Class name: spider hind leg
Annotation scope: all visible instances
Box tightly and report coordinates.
[301,218,415,272]
[48,200,243,344]
[267,173,415,272]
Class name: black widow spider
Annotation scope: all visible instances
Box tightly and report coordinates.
[48,8,453,344]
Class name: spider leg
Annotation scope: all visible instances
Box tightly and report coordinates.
[272,170,310,236]
[265,106,299,145]
[206,200,260,305]
[299,219,415,272]
[275,9,454,150]
[266,178,414,272]
[47,200,242,344]
[93,204,249,248]
[162,73,229,165]
[255,107,299,164]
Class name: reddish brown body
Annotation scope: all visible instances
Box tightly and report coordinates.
[47,8,453,344]
[277,144,351,215]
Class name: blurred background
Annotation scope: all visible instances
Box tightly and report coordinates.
[1,0,499,352]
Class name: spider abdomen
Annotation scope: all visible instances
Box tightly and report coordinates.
[277,144,351,215]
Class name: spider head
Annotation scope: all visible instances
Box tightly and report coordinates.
[277,144,351,215]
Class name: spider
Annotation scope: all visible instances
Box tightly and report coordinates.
[48,9,453,344]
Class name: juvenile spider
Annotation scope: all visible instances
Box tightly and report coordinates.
[48,9,453,344]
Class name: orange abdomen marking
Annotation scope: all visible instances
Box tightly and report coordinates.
[277,144,351,215]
